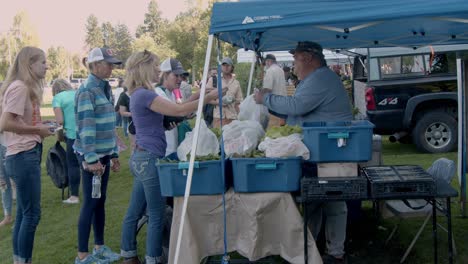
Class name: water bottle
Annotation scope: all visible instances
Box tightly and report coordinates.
[91,174,102,199]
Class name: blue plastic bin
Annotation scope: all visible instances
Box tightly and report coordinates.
[157,160,227,197]
[230,157,302,192]
[302,120,374,162]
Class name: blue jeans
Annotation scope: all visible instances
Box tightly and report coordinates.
[5,143,42,264]
[77,155,110,253]
[66,138,81,196]
[115,112,122,127]
[121,150,165,263]
[0,144,12,217]
[123,118,129,137]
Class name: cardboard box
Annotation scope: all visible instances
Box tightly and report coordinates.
[317,162,358,177]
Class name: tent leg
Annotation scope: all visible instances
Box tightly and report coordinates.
[246,53,256,96]
[457,58,467,217]
[173,34,215,264]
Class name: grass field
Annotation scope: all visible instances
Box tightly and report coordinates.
[0,130,467,264]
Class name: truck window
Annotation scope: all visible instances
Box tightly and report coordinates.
[425,53,456,74]
[379,55,425,78]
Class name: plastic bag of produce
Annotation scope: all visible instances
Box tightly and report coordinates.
[238,94,270,129]
[177,120,220,161]
[223,120,265,157]
[258,133,310,159]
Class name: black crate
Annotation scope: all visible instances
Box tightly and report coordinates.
[362,165,436,199]
[299,176,368,202]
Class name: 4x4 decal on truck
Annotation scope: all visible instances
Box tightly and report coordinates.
[378,97,399,106]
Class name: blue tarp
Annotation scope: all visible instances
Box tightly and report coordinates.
[210,0,468,51]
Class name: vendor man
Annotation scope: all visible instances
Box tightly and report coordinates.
[254,41,352,264]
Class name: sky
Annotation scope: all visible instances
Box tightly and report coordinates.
[0,0,205,54]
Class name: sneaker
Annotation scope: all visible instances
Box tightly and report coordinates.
[75,255,110,264]
[322,254,348,264]
[63,197,80,204]
[93,245,120,262]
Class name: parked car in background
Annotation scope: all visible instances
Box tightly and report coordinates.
[352,45,468,153]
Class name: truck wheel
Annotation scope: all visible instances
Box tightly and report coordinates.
[412,110,457,153]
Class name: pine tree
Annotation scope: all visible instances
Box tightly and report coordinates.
[114,23,134,64]
[84,14,103,50]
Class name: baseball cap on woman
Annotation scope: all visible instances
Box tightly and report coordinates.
[160,58,187,75]
[87,47,122,64]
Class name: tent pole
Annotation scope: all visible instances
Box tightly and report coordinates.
[457,58,466,217]
[246,52,256,96]
[174,34,214,264]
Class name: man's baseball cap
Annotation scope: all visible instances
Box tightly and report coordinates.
[87,47,122,64]
[221,57,233,65]
[265,54,276,61]
[289,41,323,55]
[160,58,187,75]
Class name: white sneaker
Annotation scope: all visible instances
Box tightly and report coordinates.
[63,197,80,204]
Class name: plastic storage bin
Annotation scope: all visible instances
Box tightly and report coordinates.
[362,165,436,198]
[299,176,368,202]
[230,157,302,192]
[157,160,228,197]
[302,120,374,162]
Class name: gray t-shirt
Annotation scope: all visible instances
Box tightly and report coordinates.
[263,64,287,96]
[263,66,352,125]
[130,88,166,156]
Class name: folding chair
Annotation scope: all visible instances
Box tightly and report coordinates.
[383,158,456,263]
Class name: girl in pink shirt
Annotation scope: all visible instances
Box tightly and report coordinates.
[0,47,54,264]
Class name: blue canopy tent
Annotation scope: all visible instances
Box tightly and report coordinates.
[173,1,468,262]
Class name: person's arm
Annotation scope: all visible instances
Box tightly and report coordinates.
[259,76,326,116]
[0,112,52,137]
[53,108,64,125]
[75,90,99,164]
[234,80,243,113]
[0,84,52,137]
[150,88,220,116]
[119,105,131,117]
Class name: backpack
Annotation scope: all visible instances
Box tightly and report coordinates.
[46,141,68,198]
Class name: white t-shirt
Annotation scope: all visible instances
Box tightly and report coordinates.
[113,87,124,106]
[155,86,178,156]
[263,63,287,96]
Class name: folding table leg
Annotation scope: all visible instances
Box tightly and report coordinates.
[303,202,308,264]
[447,197,453,264]
[432,198,438,264]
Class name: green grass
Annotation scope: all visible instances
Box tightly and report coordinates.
[0,134,467,263]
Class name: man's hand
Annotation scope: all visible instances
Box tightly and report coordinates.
[111,158,120,172]
[254,88,272,104]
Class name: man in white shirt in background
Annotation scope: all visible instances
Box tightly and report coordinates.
[263,54,287,126]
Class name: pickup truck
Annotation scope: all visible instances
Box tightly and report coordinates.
[352,46,467,153]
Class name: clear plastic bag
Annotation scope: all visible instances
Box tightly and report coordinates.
[223,120,265,157]
[177,120,220,161]
[238,94,270,129]
[258,133,310,159]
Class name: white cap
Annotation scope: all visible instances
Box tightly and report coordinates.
[87,47,122,64]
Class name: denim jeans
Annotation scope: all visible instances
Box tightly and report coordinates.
[0,144,12,217]
[121,149,165,263]
[123,118,129,137]
[116,112,122,127]
[5,143,42,264]
[76,155,110,253]
[66,138,81,197]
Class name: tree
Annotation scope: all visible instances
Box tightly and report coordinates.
[114,23,134,64]
[133,33,176,60]
[46,46,71,81]
[0,11,41,79]
[101,22,116,47]
[138,0,168,45]
[84,14,103,50]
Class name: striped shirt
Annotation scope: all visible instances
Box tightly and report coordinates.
[73,74,118,164]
